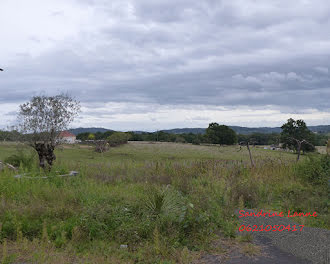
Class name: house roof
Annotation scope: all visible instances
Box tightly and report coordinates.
[59,131,76,138]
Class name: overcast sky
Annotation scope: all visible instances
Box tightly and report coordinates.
[1,0,329,131]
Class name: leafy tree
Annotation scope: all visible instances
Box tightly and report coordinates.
[127,132,144,141]
[206,123,237,145]
[17,94,80,169]
[102,131,114,139]
[77,131,114,141]
[76,132,90,141]
[107,132,131,147]
[281,118,315,161]
[87,133,95,140]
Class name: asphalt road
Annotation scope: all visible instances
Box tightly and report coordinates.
[235,209,330,264]
[198,209,330,264]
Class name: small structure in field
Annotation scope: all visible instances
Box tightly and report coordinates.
[58,131,76,144]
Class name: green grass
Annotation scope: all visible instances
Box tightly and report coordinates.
[0,142,328,263]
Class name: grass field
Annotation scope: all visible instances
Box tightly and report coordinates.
[0,142,329,263]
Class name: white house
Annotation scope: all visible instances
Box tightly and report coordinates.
[58,131,76,144]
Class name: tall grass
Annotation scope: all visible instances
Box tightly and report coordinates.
[0,142,328,263]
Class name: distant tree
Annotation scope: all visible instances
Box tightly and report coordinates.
[17,94,80,169]
[77,131,115,141]
[313,133,329,146]
[102,131,114,139]
[107,132,131,147]
[127,132,144,141]
[175,135,186,143]
[0,130,20,141]
[94,132,104,140]
[76,132,90,141]
[87,133,95,140]
[206,123,237,145]
[237,133,280,146]
[281,118,315,161]
[327,139,330,155]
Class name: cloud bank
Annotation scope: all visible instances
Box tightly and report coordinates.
[1,0,329,129]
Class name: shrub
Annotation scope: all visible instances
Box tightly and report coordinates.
[107,132,131,147]
[144,186,186,224]
[94,141,109,153]
[295,155,330,186]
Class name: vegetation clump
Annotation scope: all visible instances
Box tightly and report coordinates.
[206,123,237,145]
[107,132,131,147]
[4,150,36,170]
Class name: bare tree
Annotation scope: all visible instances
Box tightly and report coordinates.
[17,94,80,169]
[288,137,314,161]
[239,140,256,168]
[95,140,109,153]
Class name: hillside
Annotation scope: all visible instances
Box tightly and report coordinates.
[69,127,112,135]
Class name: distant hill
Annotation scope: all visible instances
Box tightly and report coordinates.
[160,128,206,134]
[68,127,112,135]
[308,125,330,133]
[69,125,330,135]
[130,131,148,134]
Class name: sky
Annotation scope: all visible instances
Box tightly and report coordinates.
[0,0,330,131]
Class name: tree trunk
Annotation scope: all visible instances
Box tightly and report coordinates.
[34,142,56,169]
[45,143,56,168]
[296,141,301,161]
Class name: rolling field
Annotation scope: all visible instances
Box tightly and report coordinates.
[0,142,328,263]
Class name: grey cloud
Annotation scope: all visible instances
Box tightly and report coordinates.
[1,0,330,118]
[315,66,329,74]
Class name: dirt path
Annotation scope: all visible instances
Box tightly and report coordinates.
[197,209,330,264]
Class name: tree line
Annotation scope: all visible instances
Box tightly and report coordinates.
[75,121,328,148]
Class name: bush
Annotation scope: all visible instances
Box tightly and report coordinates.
[94,141,109,153]
[295,155,330,186]
[144,186,186,224]
[4,150,36,170]
[107,132,131,147]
